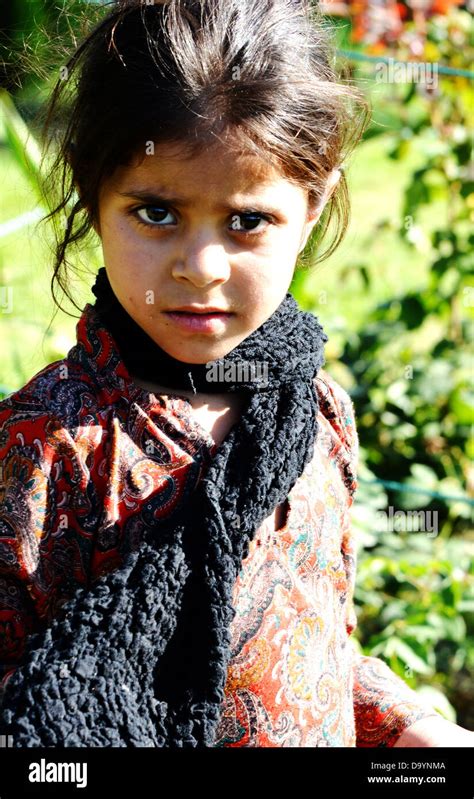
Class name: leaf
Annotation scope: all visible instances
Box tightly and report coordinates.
[415,686,456,722]
[384,638,434,675]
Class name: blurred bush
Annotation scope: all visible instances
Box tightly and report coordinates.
[319,6,474,726]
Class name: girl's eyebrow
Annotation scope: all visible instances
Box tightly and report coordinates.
[116,187,282,215]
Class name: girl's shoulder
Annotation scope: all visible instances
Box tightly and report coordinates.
[0,303,120,432]
[0,356,95,421]
[315,368,358,450]
[0,352,100,480]
[312,367,359,500]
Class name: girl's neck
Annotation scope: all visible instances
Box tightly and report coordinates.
[130,371,246,448]
[130,372,238,407]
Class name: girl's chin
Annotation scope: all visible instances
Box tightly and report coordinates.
[159,333,249,364]
[159,338,241,364]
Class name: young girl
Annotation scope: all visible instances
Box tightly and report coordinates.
[0,0,471,748]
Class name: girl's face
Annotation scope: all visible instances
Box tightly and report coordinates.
[95,139,337,363]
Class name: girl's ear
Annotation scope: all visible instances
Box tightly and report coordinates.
[299,168,341,253]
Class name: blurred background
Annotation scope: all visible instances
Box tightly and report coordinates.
[0,0,473,727]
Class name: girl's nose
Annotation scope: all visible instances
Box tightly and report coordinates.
[171,235,231,288]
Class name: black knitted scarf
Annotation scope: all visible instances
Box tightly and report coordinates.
[1,267,328,747]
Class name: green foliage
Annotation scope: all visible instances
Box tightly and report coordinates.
[335,10,473,726]
[338,11,473,531]
[0,90,43,197]
[354,527,474,724]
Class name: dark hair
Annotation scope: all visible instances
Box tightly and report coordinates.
[35,0,369,317]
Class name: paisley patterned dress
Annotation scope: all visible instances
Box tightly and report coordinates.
[0,302,441,747]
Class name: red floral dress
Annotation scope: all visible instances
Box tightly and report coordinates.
[0,303,440,746]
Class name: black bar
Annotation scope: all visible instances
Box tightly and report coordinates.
[0,746,470,797]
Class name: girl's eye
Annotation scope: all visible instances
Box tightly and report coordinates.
[134,206,176,226]
[230,213,271,236]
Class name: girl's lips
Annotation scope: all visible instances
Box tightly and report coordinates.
[164,311,233,333]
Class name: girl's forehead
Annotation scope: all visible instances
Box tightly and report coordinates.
[125,137,282,180]
[106,139,301,198]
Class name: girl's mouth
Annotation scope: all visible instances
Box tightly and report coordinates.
[163,310,233,333]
